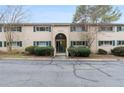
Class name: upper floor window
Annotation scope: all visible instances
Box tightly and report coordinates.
[70,26,86,32]
[117,26,124,32]
[71,41,87,47]
[117,40,124,45]
[98,40,115,46]
[99,26,113,31]
[33,41,51,47]
[34,26,51,32]
[4,26,22,32]
[82,26,86,31]
[4,41,22,47]
[70,26,76,32]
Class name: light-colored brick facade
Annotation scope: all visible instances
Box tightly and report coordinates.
[0,23,124,56]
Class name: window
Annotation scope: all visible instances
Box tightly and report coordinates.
[4,26,22,32]
[117,40,124,45]
[0,41,2,47]
[99,26,113,31]
[4,41,22,47]
[71,41,87,47]
[0,27,2,32]
[117,26,124,32]
[34,26,51,32]
[70,26,76,32]
[33,41,51,47]
[82,26,86,31]
[70,26,86,32]
[98,40,115,46]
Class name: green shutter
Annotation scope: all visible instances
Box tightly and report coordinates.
[33,26,35,32]
[20,41,22,47]
[98,41,101,46]
[33,41,35,46]
[4,41,6,47]
[0,41,2,47]
[49,41,51,46]
[19,27,22,32]
[0,27,2,32]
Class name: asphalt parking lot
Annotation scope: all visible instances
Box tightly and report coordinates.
[0,60,124,87]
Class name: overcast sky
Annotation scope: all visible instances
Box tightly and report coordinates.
[1,5,124,23]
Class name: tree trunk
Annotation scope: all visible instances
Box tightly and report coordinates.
[7,44,12,53]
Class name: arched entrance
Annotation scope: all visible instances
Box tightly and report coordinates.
[55,33,67,53]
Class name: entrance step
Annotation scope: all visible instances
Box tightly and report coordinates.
[56,53,66,56]
[54,53,67,59]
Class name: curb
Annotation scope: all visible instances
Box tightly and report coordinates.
[0,57,120,62]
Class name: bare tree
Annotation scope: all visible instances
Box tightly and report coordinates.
[0,5,28,52]
[81,25,98,48]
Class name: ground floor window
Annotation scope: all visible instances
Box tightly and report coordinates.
[33,41,51,47]
[98,40,115,46]
[4,41,22,47]
[117,40,124,45]
[71,41,87,47]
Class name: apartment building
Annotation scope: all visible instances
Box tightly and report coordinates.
[0,23,124,56]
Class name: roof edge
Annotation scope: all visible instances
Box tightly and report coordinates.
[0,23,124,26]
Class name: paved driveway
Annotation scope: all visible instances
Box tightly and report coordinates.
[0,60,124,87]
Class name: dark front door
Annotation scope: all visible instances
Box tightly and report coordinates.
[55,33,66,53]
[56,40,66,53]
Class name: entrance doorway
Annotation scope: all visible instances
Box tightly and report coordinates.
[55,33,66,53]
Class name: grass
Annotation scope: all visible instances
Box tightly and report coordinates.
[69,54,124,59]
[0,51,124,59]
[0,53,52,58]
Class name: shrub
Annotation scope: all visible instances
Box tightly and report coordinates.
[77,47,91,57]
[25,46,36,54]
[68,47,91,57]
[34,46,54,56]
[111,46,124,56]
[68,47,77,57]
[97,49,107,55]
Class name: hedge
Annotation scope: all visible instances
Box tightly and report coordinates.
[25,46,36,54]
[97,49,107,55]
[111,46,124,56]
[25,46,54,56]
[68,47,91,57]
[34,46,54,56]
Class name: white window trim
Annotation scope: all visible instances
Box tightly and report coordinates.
[71,41,87,46]
[98,40,115,46]
[12,41,22,47]
[117,40,124,45]
[34,41,51,47]
[70,26,86,32]
[4,26,22,32]
[35,26,51,32]
[99,26,114,32]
